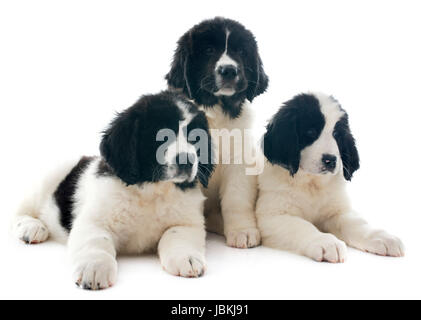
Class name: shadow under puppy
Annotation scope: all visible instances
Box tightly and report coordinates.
[257,93,404,262]
[12,91,214,290]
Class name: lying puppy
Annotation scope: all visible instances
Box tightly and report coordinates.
[12,91,214,289]
[257,93,404,262]
[166,17,269,248]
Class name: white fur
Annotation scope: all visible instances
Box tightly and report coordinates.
[13,157,207,289]
[200,100,261,248]
[215,30,238,70]
[214,30,238,97]
[256,93,404,262]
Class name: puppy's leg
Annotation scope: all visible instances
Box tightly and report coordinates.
[260,214,347,263]
[158,226,206,278]
[220,165,260,249]
[69,223,118,290]
[320,213,404,257]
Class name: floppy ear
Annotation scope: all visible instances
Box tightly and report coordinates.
[334,114,360,181]
[193,118,215,188]
[262,108,299,175]
[198,161,214,188]
[100,112,141,186]
[198,131,215,188]
[165,34,192,98]
[246,55,269,102]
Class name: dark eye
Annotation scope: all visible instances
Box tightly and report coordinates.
[307,129,317,138]
[233,47,243,55]
[205,46,215,55]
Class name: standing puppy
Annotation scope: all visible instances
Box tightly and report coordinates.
[166,17,269,248]
[12,92,214,289]
[257,93,404,262]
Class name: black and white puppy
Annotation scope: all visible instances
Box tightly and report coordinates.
[257,93,404,262]
[12,91,214,289]
[167,17,269,248]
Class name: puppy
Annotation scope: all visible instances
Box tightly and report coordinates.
[12,91,214,289]
[257,93,404,262]
[166,17,269,248]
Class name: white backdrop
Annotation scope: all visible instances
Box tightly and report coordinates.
[1,0,420,300]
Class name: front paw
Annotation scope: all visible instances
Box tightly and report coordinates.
[73,252,117,290]
[358,230,404,257]
[304,233,347,263]
[226,228,261,249]
[161,251,206,278]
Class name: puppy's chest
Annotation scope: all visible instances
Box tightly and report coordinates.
[202,104,254,162]
[201,103,252,131]
[288,178,347,222]
[108,185,193,252]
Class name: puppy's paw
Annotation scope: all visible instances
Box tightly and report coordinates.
[226,228,261,249]
[304,234,347,263]
[73,252,117,291]
[14,216,49,245]
[358,230,404,257]
[161,251,206,278]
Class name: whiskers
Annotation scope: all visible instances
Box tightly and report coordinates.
[197,163,213,185]
[197,75,215,95]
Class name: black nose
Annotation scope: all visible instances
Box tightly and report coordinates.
[217,65,238,80]
[322,154,337,171]
[175,153,196,173]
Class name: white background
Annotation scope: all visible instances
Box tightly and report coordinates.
[1,0,420,300]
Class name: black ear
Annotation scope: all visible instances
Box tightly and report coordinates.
[165,34,192,98]
[100,112,141,185]
[334,114,360,181]
[246,54,269,102]
[195,124,215,188]
[263,108,299,175]
[198,161,214,188]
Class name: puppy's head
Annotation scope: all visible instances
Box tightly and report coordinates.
[100,91,214,188]
[166,17,268,118]
[263,93,360,180]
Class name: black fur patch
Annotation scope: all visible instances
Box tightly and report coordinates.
[263,94,325,175]
[97,158,114,177]
[54,156,94,232]
[166,17,269,119]
[218,95,245,119]
[333,113,360,180]
[175,180,198,191]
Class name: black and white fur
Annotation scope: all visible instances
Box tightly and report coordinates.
[257,92,404,262]
[167,17,269,248]
[12,91,214,289]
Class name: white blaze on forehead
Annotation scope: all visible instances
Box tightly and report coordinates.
[175,99,195,151]
[164,99,197,165]
[176,100,194,127]
[314,92,345,130]
[215,29,238,70]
